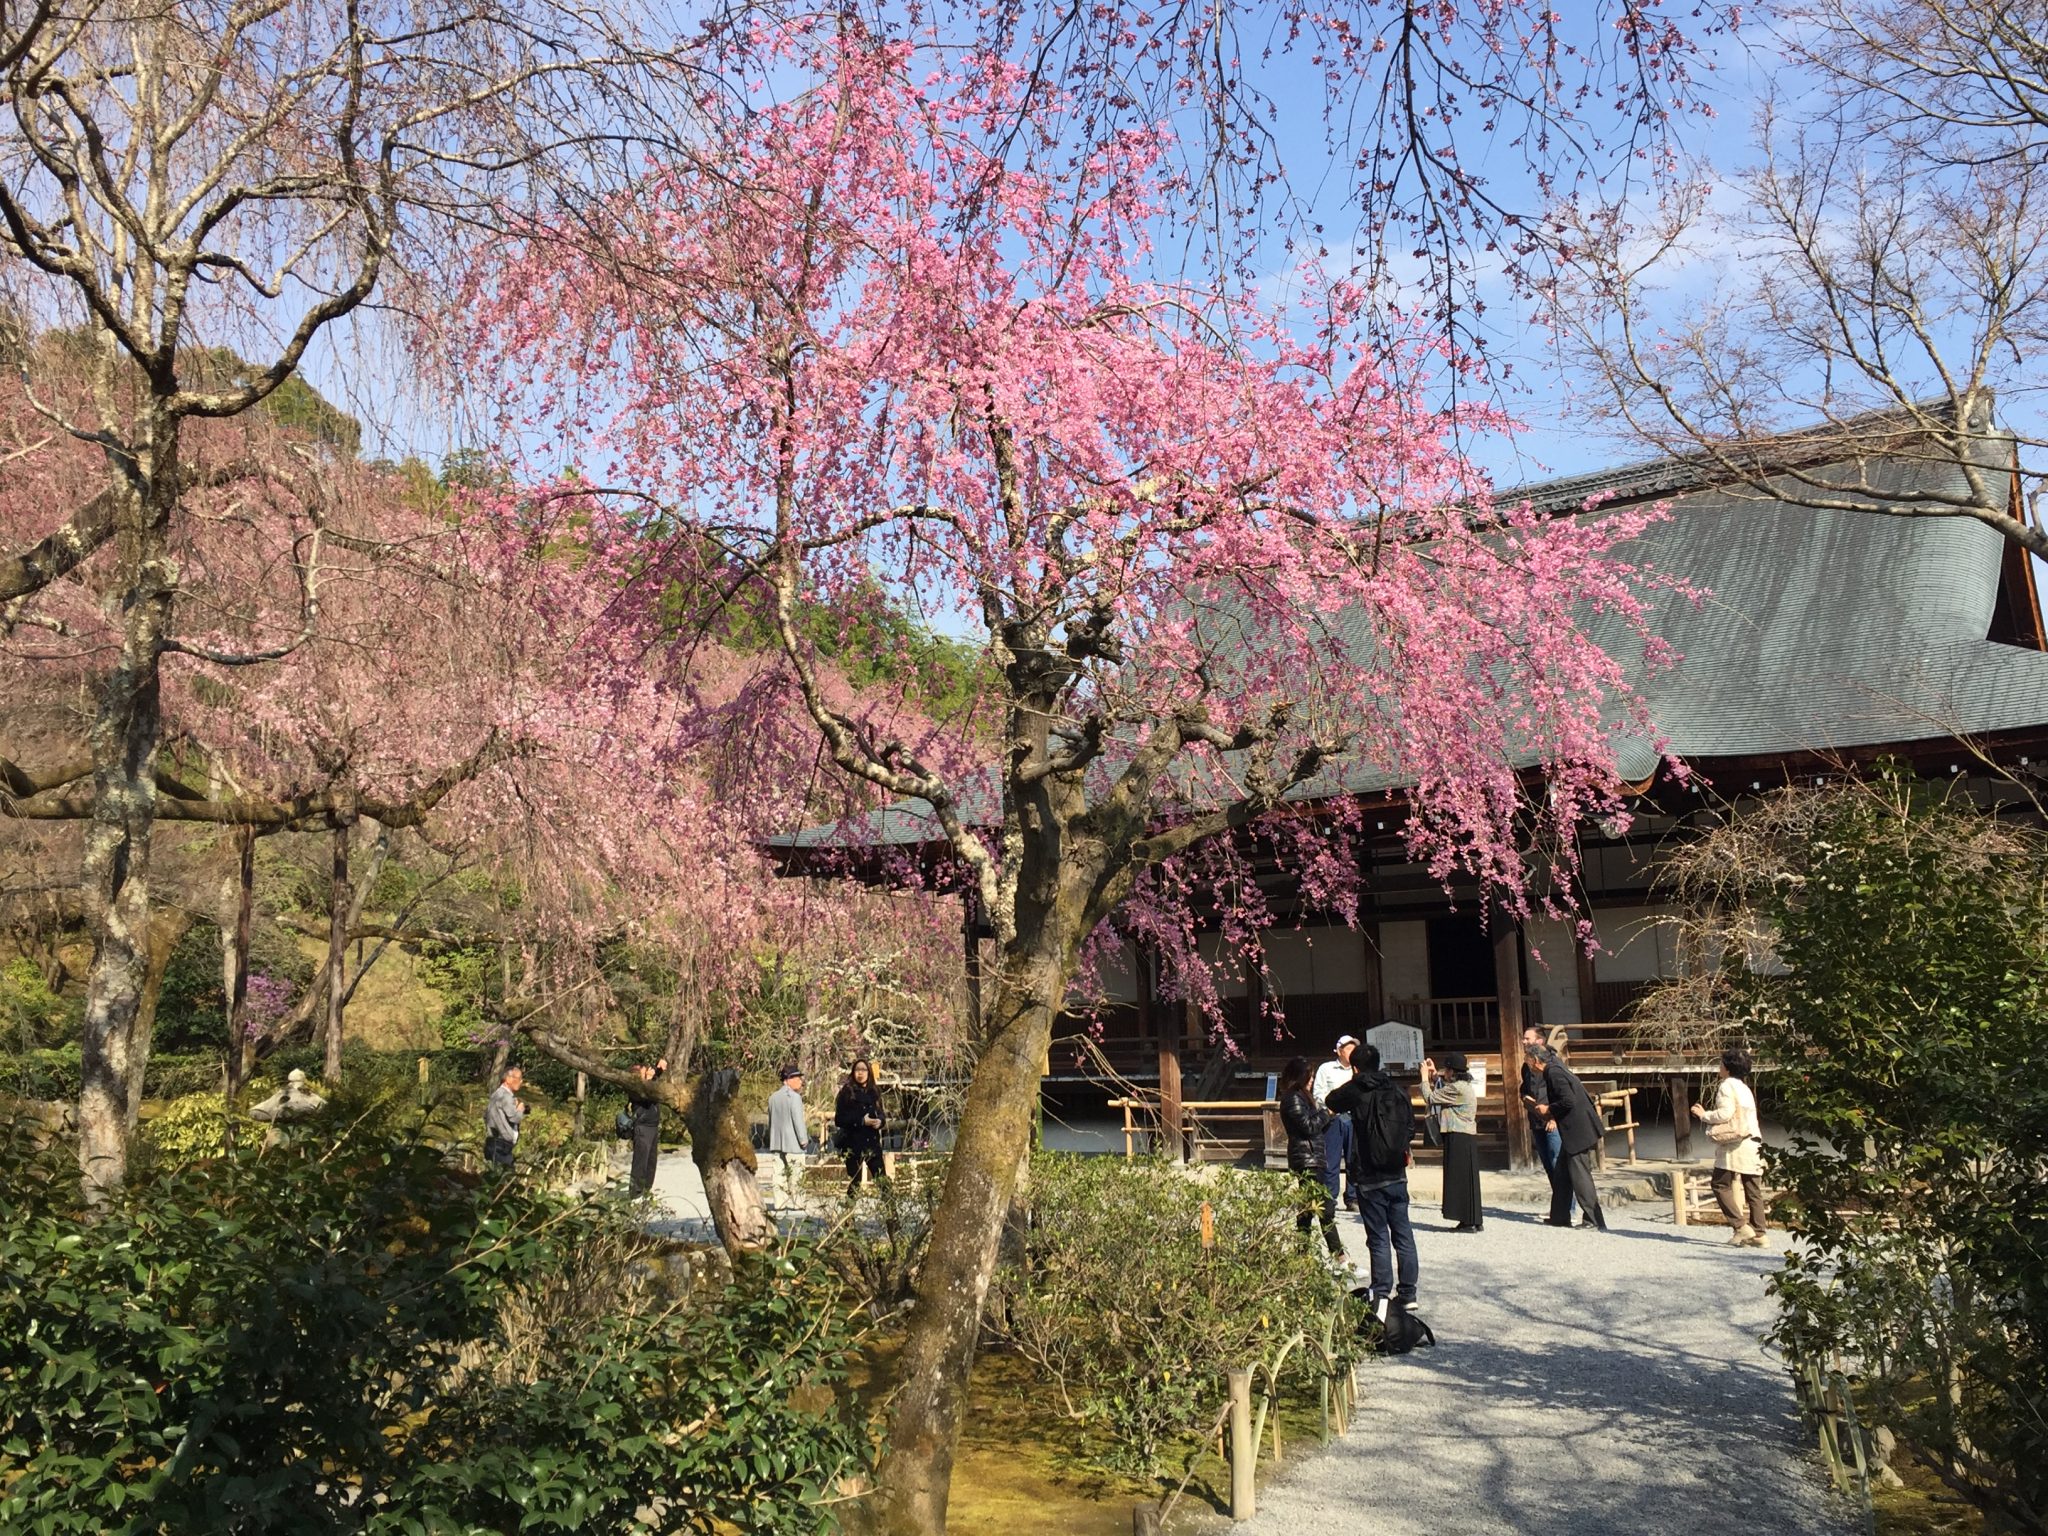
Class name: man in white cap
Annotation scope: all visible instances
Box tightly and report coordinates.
[1311,1035,1359,1213]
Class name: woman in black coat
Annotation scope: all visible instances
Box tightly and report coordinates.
[1278,1055,1343,1256]
[834,1057,886,1196]
[626,1056,667,1195]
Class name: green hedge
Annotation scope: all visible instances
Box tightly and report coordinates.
[0,1119,871,1533]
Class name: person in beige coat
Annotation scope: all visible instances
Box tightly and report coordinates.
[1691,1047,1767,1246]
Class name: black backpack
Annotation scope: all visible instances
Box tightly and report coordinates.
[1353,1080,1415,1176]
[1355,1290,1437,1355]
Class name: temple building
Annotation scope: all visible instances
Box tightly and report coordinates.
[770,434,2048,1155]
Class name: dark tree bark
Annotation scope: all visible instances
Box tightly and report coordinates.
[323,817,353,1082]
[223,827,256,1111]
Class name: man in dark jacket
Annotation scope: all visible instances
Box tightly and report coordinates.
[627,1056,667,1196]
[1520,1026,1575,1224]
[1327,1044,1418,1305]
[1536,1041,1607,1230]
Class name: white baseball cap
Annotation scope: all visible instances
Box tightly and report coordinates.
[1335,1034,1360,1050]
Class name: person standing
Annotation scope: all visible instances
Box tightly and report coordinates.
[766,1065,810,1210]
[1692,1047,1768,1246]
[1520,1025,1574,1224]
[484,1066,527,1170]
[626,1056,668,1196]
[1538,1044,1607,1231]
[1311,1034,1359,1212]
[1424,1052,1483,1232]
[834,1057,885,1196]
[1327,1043,1419,1307]
[1278,1055,1343,1257]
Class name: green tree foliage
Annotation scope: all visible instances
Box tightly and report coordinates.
[1740,783,2048,1529]
[0,1121,872,1534]
[992,1154,1357,1476]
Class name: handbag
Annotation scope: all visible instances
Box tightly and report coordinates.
[1707,1118,1749,1145]
[613,1109,634,1139]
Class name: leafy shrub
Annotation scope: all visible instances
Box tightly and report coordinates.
[0,1121,871,1534]
[0,957,73,1049]
[994,1154,1356,1476]
[0,1042,81,1100]
[1714,782,2048,1530]
[140,1090,246,1162]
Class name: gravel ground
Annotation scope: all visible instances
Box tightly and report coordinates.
[1231,1201,1856,1536]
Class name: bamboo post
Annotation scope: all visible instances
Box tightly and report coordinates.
[1673,1170,1689,1226]
[1227,1368,1255,1520]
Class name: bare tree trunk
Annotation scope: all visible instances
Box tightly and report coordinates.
[124,908,196,1130]
[323,818,352,1082]
[77,466,174,1200]
[686,1067,774,1254]
[855,951,1063,1536]
[224,827,255,1109]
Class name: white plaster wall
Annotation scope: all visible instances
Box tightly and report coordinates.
[1592,905,1679,982]
[1086,942,1141,1004]
[1196,932,1250,998]
[1380,920,1430,1010]
[1263,927,1369,1000]
[1523,914,1583,1024]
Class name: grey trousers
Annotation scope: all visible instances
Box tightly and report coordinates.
[1565,1149,1604,1228]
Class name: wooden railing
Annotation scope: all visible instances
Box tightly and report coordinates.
[1387,994,1543,1048]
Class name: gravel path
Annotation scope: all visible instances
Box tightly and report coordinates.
[1234,1202,1855,1536]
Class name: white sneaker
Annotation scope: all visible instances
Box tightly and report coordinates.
[1729,1224,1756,1245]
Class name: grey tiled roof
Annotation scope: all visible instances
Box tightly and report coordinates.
[771,451,2045,853]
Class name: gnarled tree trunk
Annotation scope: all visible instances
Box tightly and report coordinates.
[854,948,1064,1536]
[77,460,175,1200]
[686,1066,776,1254]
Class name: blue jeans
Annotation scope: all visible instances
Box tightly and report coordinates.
[1321,1114,1353,1210]
[1356,1180,1418,1305]
[1534,1122,1575,1218]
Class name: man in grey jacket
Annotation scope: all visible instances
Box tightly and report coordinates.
[484,1066,526,1169]
[765,1066,809,1209]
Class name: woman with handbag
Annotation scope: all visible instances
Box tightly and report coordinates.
[1278,1056,1344,1257]
[1692,1047,1767,1246]
[1424,1052,1483,1232]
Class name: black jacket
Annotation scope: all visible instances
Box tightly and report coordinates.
[627,1066,665,1140]
[1541,1055,1602,1157]
[1279,1088,1329,1172]
[1326,1069,1412,1185]
[835,1081,884,1144]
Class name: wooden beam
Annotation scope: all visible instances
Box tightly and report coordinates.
[1491,900,1535,1171]
[1361,915,1385,1024]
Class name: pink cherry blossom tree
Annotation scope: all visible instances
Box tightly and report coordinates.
[464,30,1674,1532]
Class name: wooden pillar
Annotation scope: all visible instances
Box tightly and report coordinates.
[1574,938,1599,1024]
[1360,917,1385,1024]
[1669,1072,1694,1162]
[1158,1033,1184,1164]
[1491,901,1534,1171]
[1227,1368,1256,1519]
